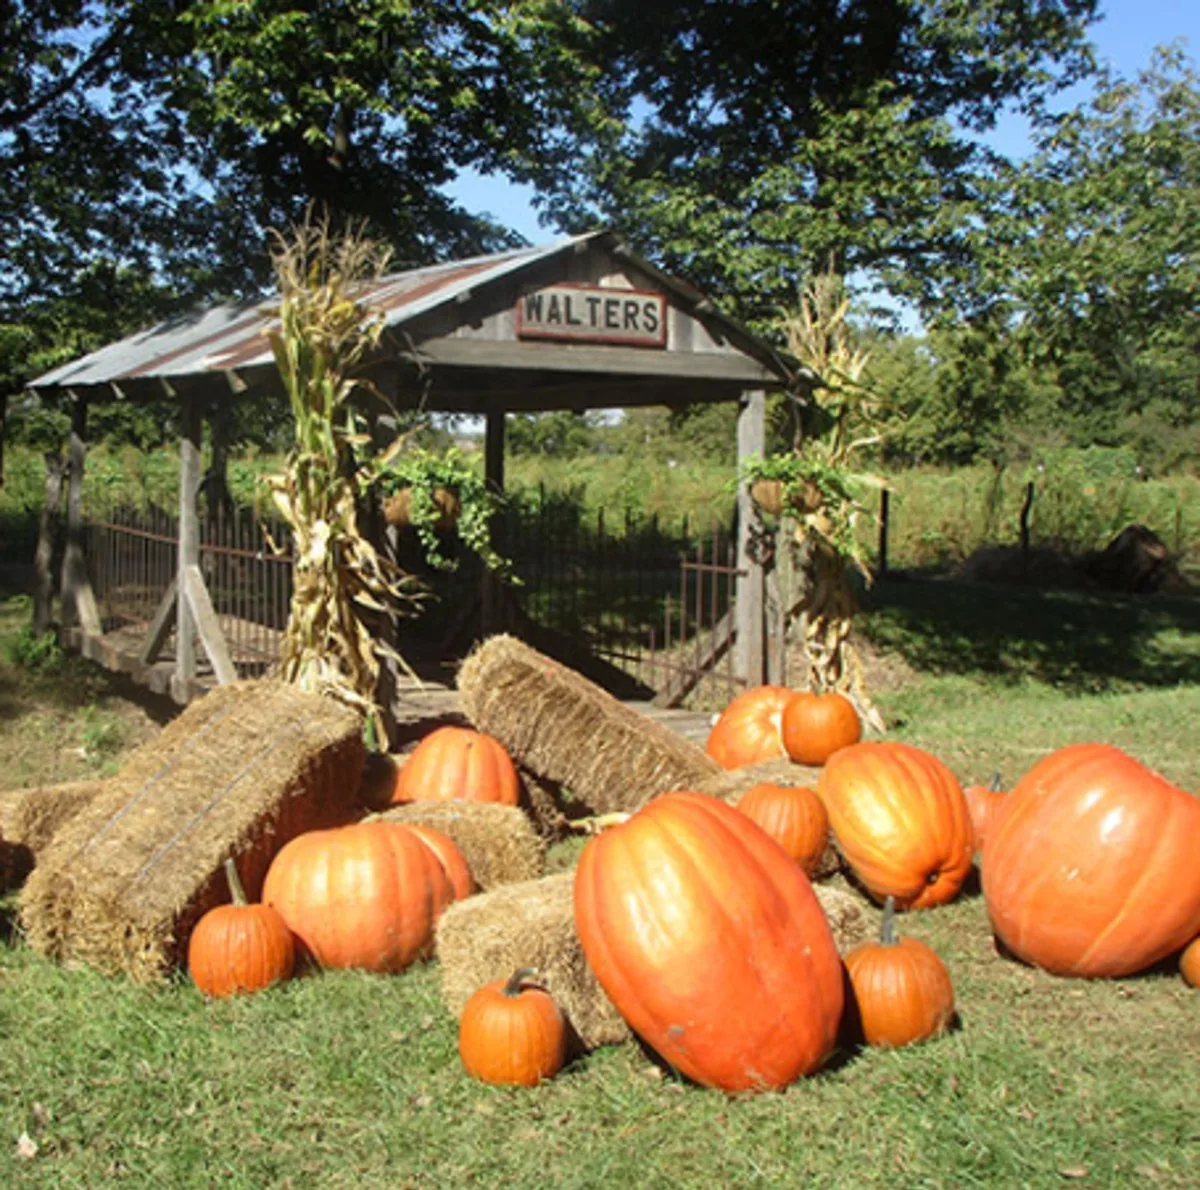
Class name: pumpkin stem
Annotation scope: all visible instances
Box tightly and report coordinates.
[223,857,249,908]
[567,811,631,835]
[503,967,538,997]
[989,772,1003,793]
[880,895,898,946]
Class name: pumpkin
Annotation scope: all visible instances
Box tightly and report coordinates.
[736,782,830,877]
[391,726,520,806]
[262,821,454,973]
[780,691,861,767]
[458,967,568,1086]
[705,685,793,769]
[982,743,1200,978]
[188,858,295,998]
[407,824,474,901]
[817,742,973,909]
[844,896,955,1048]
[964,772,1007,856]
[574,791,844,1092]
[1182,937,1200,988]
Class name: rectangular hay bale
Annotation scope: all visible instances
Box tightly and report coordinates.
[436,872,630,1051]
[457,635,720,816]
[376,801,545,890]
[20,680,365,983]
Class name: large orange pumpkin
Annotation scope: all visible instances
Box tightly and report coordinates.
[188,859,295,998]
[391,726,520,806]
[818,742,973,910]
[964,773,1007,857]
[705,686,793,769]
[262,821,454,973]
[1182,937,1200,988]
[736,782,829,877]
[982,743,1200,978]
[458,968,568,1087]
[780,691,861,767]
[574,791,844,1092]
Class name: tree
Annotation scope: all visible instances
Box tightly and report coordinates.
[966,48,1200,467]
[537,0,1100,322]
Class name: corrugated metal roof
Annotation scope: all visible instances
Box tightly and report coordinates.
[31,235,591,391]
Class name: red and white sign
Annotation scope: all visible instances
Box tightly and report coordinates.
[516,285,667,348]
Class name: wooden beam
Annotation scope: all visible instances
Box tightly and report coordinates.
[410,338,780,383]
[176,397,202,689]
[734,390,766,687]
[138,578,178,665]
[183,564,237,685]
[59,395,102,635]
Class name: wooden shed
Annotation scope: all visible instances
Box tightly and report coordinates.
[26,230,800,708]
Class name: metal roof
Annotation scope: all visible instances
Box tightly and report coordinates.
[30,230,794,395]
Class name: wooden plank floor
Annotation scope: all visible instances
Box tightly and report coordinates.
[67,622,717,748]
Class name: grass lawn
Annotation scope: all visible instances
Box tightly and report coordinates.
[2,577,1198,1188]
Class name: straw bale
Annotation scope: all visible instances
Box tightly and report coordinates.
[20,680,365,983]
[437,872,629,1051]
[691,757,823,801]
[813,882,874,953]
[376,801,545,890]
[4,779,107,854]
[457,635,720,815]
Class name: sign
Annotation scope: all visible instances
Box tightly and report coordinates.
[516,285,667,348]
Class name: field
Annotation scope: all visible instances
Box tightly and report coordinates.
[2,571,1198,1187]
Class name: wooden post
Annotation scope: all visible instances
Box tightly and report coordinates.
[175,397,202,699]
[481,407,506,636]
[734,389,766,687]
[33,449,66,634]
[59,394,101,635]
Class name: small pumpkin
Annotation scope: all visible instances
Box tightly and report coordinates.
[391,726,520,807]
[818,741,974,910]
[262,821,454,973]
[844,896,955,1048]
[705,685,793,770]
[780,690,861,767]
[188,858,295,998]
[574,791,844,1092]
[983,743,1200,978]
[407,824,474,901]
[964,772,1007,856]
[736,782,830,877]
[458,967,568,1086]
[1182,937,1200,988]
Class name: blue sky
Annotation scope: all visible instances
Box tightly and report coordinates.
[446,0,1198,245]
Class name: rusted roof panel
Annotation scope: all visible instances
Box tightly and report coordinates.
[31,238,580,391]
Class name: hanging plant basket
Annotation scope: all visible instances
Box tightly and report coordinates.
[750,478,823,518]
[383,486,462,531]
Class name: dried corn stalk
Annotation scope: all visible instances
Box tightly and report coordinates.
[264,215,426,737]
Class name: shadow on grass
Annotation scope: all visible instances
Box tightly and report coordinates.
[862,575,1200,691]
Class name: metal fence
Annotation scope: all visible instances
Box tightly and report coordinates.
[82,497,747,706]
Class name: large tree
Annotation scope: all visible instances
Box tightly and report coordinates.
[537,0,1099,322]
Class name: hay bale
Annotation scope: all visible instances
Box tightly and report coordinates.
[691,757,823,802]
[20,681,364,983]
[457,635,720,816]
[814,882,874,953]
[3,779,107,854]
[376,801,545,890]
[437,872,630,1050]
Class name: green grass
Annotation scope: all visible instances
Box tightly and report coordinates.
[2,579,1199,1187]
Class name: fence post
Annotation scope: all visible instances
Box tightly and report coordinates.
[175,396,202,698]
[878,487,890,577]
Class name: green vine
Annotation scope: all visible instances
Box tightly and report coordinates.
[379,446,515,579]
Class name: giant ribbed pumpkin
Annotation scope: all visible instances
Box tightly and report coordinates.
[391,726,520,806]
[982,743,1200,978]
[573,791,844,1092]
[262,821,454,973]
[818,742,973,910]
[705,686,793,769]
